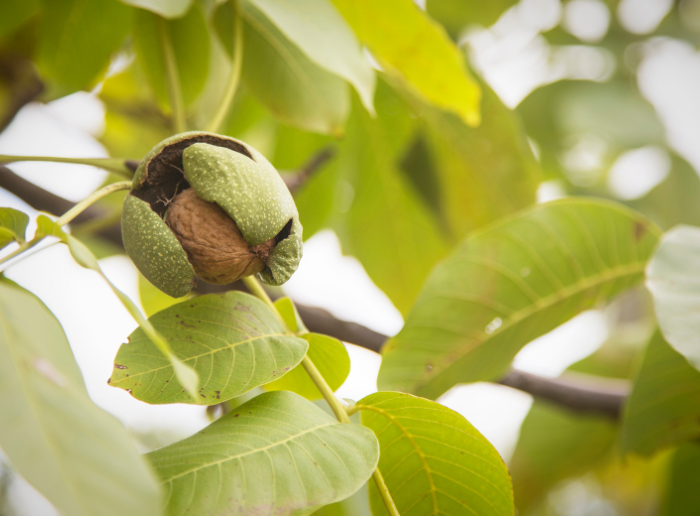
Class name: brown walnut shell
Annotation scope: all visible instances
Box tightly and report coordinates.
[164,188,275,285]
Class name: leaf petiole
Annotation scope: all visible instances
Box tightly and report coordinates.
[207,0,243,133]
[0,155,134,178]
[241,275,401,515]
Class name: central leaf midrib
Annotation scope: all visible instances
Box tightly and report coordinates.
[159,421,336,482]
[114,331,288,382]
[411,260,646,387]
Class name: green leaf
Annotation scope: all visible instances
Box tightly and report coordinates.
[659,443,700,516]
[246,0,375,113]
[273,296,308,333]
[109,292,309,405]
[420,85,541,240]
[265,333,350,400]
[647,225,700,372]
[509,401,616,512]
[134,3,210,108]
[148,391,379,515]
[426,0,517,38]
[119,0,192,19]
[35,214,67,239]
[229,0,350,134]
[379,199,661,399]
[0,278,162,516]
[0,207,28,249]
[331,0,481,126]
[0,0,38,42]
[37,0,132,92]
[138,272,190,317]
[356,392,513,516]
[36,221,203,400]
[628,155,700,230]
[337,83,449,314]
[622,331,700,456]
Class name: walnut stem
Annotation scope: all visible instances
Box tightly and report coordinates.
[241,275,401,516]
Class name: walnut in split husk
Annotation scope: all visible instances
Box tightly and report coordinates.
[121,132,303,298]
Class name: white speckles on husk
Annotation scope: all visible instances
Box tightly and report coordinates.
[122,196,196,298]
[123,132,303,294]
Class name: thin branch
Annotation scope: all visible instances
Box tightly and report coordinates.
[0,166,629,419]
[207,0,243,133]
[159,17,187,133]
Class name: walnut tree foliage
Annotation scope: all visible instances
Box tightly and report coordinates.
[0,0,700,515]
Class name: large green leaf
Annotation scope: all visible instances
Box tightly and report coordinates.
[509,401,616,512]
[134,3,210,109]
[622,331,700,456]
[420,85,540,240]
[0,207,28,250]
[119,0,192,19]
[331,0,481,126]
[659,443,700,516]
[379,199,661,399]
[0,0,38,42]
[37,0,132,92]
[356,392,513,516]
[148,391,379,515]
[0,278,162,516]
[336,83,449,314]
[109,292,309,405]
[647,225,700,372]
[236,1,349,134]
[246,0,375,113]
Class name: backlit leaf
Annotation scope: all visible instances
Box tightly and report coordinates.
[134,3,210,109]
[336,83,448,314]
[148,391,379,515]
[659,443,700,516]
[0,279,162,516]
[646,225,700,372]
[265,333,350,400]
[233,1,350,134]
[119,0,192,19]
[331,0,481,125]
[357,392,513,516]
[109,292,309,405]
[247,0,375,113]
[0,207,28,249]
[509,401,616,512]
[37,0,132,92]
[622,331,700,456]
[379,199,660,399]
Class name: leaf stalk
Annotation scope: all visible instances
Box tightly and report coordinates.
[0,155,134,178]
[207,0,244,133]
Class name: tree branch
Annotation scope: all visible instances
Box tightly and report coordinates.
[0,165,627,419]
[281,146,335,193]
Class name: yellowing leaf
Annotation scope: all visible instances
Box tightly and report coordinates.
[331,0,480,125]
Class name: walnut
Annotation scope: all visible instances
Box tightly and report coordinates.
[165,188,275,285]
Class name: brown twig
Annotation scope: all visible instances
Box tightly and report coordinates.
[281,146,335,193]
[0,165,627,418]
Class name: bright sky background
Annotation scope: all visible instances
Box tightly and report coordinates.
[2,0,698,513]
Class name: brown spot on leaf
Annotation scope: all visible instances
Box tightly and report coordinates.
[634,221,646,241]
[115,364,127,369]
